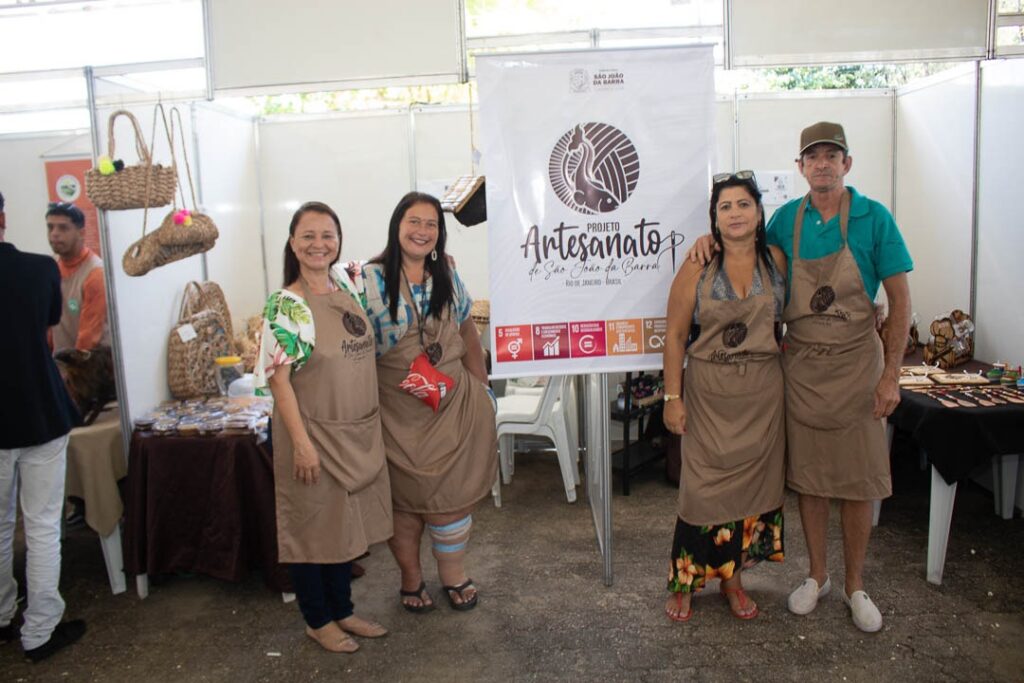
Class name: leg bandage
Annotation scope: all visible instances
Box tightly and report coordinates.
[427,515,473,554]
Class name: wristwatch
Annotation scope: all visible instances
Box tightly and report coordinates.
[663,393,681,403]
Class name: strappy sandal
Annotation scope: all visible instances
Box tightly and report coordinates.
[666,592,693,623]
[720,585,759,620]
[305,624,359,653]
[399,581,435,613]
[442,579,479,611]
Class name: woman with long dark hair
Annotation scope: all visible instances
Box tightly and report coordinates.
[660,173,787,623]
[256,202,393,653]
[357,191,496,613]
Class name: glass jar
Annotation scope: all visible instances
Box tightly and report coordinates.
[214,355,244,396]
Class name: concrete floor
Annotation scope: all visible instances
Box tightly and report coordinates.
[2,443,1023,682]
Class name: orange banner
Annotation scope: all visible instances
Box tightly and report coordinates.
[44,158,100,254]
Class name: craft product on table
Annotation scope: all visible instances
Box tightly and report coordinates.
[930,372,990,386]
[132,396,272,438]
[898,375,934,387]
[900,364,944,376]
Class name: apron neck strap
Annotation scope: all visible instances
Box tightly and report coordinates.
[400,269,429,351]
[792,189,850,262]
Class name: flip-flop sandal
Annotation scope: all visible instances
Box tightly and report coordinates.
[442,579,479,611]
[666,592,694,623]
[399,581,435,613]
[720,586,759,620]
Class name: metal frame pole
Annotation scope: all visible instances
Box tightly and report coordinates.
[84,65,133,460]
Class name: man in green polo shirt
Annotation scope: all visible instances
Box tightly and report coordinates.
[688,122,912,633]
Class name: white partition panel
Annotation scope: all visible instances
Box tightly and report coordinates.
[731,0,988,67]
[895,68,976,329]
[412,107,489,299]
[0,132,91,256]
[736,92,894,225]
[975,59,1024,365]
[258,113,411,279]
[713,97,735,174]
[192,104,265,326]
[97,103,205,421]
[208,0,464,93]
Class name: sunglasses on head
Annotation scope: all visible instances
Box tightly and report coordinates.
[48,202,71,210]
[712,170,756,186]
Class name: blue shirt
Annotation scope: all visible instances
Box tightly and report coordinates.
[766,186,913,300]
[361,262,473,358]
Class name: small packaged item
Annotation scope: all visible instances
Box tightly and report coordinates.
[214,355,244,396]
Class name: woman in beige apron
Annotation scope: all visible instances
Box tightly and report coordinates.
[662,173,786,623]
[260,202,393,653]
[360,192,497,612]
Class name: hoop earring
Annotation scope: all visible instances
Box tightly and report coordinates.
[431,249,438,262]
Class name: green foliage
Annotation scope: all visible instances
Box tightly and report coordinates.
[763,64,954,90]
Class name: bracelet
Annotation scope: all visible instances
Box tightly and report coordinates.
[663,393,681,402]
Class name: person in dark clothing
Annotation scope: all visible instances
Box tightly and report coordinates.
[0,191,87,662]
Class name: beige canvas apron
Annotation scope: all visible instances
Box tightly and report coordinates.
[272,283,393,564]
[678,259,785,526]
[375,278,498,514]
[782,191,891,500]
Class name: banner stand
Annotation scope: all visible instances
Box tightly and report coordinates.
[583,373,613,586]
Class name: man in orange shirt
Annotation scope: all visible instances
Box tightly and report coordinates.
[46,203,109,352]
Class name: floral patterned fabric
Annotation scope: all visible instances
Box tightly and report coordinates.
[667,508,784,594]
[254,267,362,396]
[359,261,473,358]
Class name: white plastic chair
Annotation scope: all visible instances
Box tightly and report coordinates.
[496,376,580,502]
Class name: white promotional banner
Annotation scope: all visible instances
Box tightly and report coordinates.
[478,46,716,377]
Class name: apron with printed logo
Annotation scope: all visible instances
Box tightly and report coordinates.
[375,278,498,513]
[272,283,393,563]
[782,191,891,500]
[678,259,786,526]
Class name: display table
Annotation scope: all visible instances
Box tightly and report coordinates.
[66,405,128,594]
[123,430,289,597]
[888,354,1024,584]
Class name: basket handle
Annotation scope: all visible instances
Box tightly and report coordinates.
[167,106,200,211]
[178,281,210,322]
[139,103,175,239]
[106,110,152,165]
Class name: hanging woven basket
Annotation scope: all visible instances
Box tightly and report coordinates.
[85,109,176,210]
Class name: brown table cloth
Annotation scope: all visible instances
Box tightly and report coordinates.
[123,430,289,592]
[66,405,126,536]
[889,351,1024,484]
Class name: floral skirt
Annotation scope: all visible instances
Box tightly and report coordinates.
[667,508,784,594]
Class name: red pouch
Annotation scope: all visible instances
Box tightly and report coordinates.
[398,352,456,412]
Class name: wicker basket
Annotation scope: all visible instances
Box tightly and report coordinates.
[121,106,218,277]
[85,110,176,210]
[122,229,218,278]
[167,283,233,399]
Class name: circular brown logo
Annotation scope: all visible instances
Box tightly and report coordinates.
[549,123,640,215]
[342,311,367,337]
[722,321,748,349]
[426,342,443,366]
[810,286,836,313]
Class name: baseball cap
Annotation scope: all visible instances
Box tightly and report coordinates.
[799,121,848,155]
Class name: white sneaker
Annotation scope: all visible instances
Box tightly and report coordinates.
[842,589,883,633]
[787,576,831,615]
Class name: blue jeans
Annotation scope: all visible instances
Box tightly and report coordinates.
[288,562,354,629]
[0,434,69,649]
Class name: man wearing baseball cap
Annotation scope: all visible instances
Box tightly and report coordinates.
[688,122,913,632]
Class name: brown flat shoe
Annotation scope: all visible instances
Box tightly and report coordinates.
[337,615,388,639]
[305,623,359,653]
